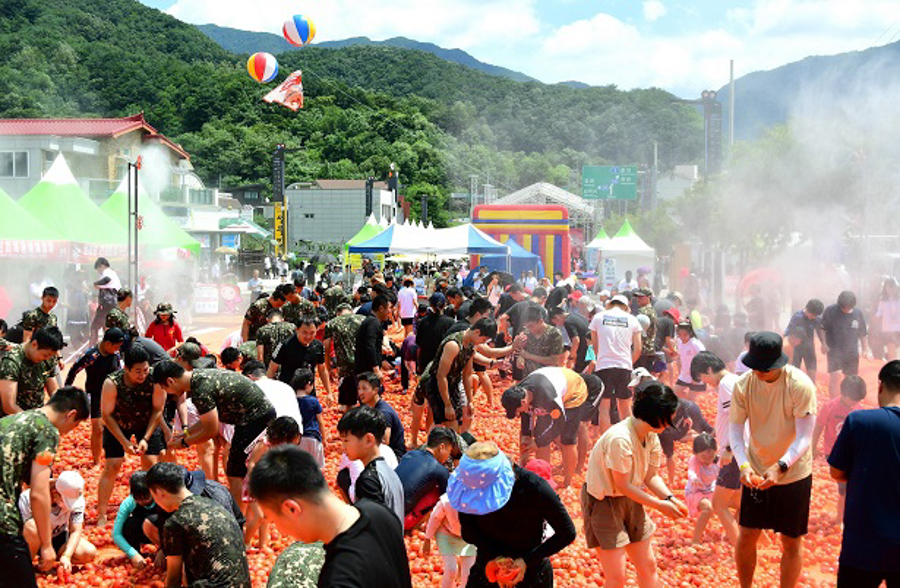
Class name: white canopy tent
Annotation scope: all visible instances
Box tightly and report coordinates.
[593,220,655,289]
[349,222,509,257]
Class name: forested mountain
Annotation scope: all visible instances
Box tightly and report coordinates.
[198,25,538,83]
[0,0,704,226]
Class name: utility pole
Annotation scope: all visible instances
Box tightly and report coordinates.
[729,60,736,150]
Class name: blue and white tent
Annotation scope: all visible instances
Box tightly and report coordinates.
[480,237,544,278]
[349,223,508,256]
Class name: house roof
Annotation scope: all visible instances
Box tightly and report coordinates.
[494,182,596,219]
[0,113,189,160]
[313,179,389,190]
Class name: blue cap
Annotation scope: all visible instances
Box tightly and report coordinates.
[429,292,447,308]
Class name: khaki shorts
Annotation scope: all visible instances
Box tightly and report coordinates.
[581,485,656,550]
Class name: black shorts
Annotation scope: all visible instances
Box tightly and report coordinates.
[739,474,812,537]
[581,373,605,423]
[122,509,151,549]
[226,408,276,478]
[828,351,859,376]
[427,384,464,425]
[401,317,414,326]
[103,427,165,459]
[52,531,68,553]
[473,362,487,373]
[531,404,585,447]
[413,380,428,407]
[716,458,741,490]
[338,375,359,406]
[837,563,900,588]
[791,342,817,372]
[598,368,633,400]
[89,389,102,419]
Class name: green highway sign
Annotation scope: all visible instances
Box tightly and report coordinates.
[582,165,638,200]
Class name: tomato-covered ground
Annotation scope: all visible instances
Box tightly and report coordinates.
[43,317,880,587]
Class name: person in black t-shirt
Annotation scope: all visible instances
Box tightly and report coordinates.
[354,295,392,379]
[268,318,330,396]
[821,291,873,398]
[416,294,455,376]
[549,308,591,373]
[496,284,526,317]
[249,445,412,588]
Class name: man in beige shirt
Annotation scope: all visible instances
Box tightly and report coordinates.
[583,381,687,588]
[729,332,817,588]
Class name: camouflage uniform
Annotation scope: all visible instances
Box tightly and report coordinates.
[0,345,57,416]
[189,369,273,426]
[523,325,564,377]
[267,541,325,588]
[0,410,59,535]
[238,340,258,362]
[105,306,131,331]
[161,494,251,588]
[281,300,317,327]
[323,286,349,318]
[256,322,296,366]
[323,313,365,377]
[244,298,279,341]
[106,369,157,432]
[637,303,658,355]
[20,307,57,332]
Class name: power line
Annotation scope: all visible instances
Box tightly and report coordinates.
[874,19,900,45]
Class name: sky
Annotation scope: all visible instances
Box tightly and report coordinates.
[140,0,900,97]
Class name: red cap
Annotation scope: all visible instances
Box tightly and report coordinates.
[525,459,557,489]
[664,307,681,322]
[568,291,583,301]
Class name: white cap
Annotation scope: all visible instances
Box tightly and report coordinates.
[629,367,654,387]
[610,294,629,307]
[598,290,611,298]
[55,471,85,512]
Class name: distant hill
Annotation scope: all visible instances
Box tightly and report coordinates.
[717,40,900,140]
[197,24,538,83]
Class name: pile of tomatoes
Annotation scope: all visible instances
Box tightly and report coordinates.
[38,368,851,587]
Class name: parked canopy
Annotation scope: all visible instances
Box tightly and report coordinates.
[101,175,201,256]
[18,154,126,245]
[480,236,545,278]
[585,227,611,250]
[597,220,654,255]
[349,223,508,256]
[343,214,384,253]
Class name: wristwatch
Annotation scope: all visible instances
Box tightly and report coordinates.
[777,459,788,473]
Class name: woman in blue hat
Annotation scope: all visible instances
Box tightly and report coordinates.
[449,441,576,587]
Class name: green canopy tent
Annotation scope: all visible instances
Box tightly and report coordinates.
[101,176,201,256]
[18,154,126,261]
[343,214,384,255]
[0,187,68,260]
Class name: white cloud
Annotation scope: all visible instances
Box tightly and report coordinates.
[643,1,667,22]
[164,0,900,97]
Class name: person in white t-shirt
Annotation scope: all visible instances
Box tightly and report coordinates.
[398,278,419,337]
[242,360,304,432]
[19,471,97,572]
[692,350,742,545]
[675,322,706,400]
[91,256,122,345]
[617,270,638,292]
[589,295,643,433]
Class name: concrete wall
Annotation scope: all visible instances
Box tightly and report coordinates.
[286,188,395,245]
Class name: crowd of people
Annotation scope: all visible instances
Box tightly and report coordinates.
[0,255,898,588]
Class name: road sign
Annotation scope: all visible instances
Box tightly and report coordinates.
[273,202,284,253]
[582,165,638,200]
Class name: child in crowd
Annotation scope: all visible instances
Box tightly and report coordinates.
[220,346,243,371]
[686,433,719,543]
[243,416,302,550]
[423,493,477,588]
[336,406,405,523]
[19,471,97,572]
[144,302,184,353]
[292,369,325,468]
[734,331,754,375]
[813,374,867,521]
[675,322,706,400]
[112,471,157,568]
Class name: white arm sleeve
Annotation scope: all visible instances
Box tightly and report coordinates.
[729,422,750,469]
[781,414,816,467]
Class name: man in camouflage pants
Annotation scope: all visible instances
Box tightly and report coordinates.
[153,361,275,505]
[323,304,365,410]
[255,310,295,366]
[0,326,63,417]
[21,286,59,343]
[0,386,90,587]
[147,462,250,588]
[96,345,166,526]
[104,288,133,333]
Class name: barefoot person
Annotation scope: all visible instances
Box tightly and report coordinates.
[730,332,817,588]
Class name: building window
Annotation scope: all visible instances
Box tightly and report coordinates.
[304,213,314,219]
[244,190,259,201]
[0,151,28,178]
[189,189,214,205]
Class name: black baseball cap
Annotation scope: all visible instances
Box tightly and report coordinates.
[103,328,126,343]
[743,331,789,372]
